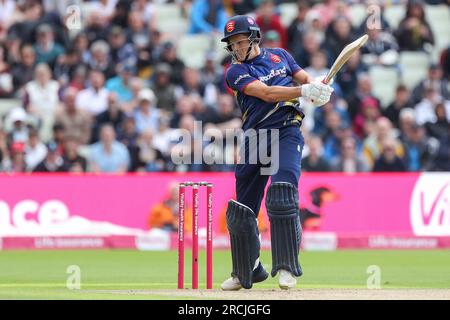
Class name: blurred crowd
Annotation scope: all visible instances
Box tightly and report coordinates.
[0,0,448,174]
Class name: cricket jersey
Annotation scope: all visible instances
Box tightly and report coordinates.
[226,47,305,130]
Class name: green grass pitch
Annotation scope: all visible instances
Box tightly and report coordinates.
[0,250,449,299]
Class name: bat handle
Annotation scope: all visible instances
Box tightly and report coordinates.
[322,75,330,85]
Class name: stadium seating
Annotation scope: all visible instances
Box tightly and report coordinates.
[279,2,298,27]
[177,34,225,69]
[369,66,399,108]
[349,4,367,28]
[425,4,450,62]
[0,99,21,121]
[155,3,189,36]
[384,5,405,30]
[399,51,430,89]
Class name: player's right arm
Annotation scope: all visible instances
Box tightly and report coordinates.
[226,64,332,105]
[243,80,302,103]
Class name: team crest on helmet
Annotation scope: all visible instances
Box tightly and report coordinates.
[271,54,281,63]
[247,17,254,25]
[226,21,235,33]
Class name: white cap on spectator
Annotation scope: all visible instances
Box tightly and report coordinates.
[399,108,416,122]
[8,107,27,123]
[138,88,157,105]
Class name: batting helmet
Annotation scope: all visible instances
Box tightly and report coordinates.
[221,15,261,43]
[221,15,261,61]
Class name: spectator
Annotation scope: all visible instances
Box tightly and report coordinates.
[2,142,27,173]
[86,40,115,79]
[51,123,66,152]
[384,85,414,128]
[331,137,369,173]
[287,0,311,53]
[33,141,67,172]
[256,0,288,49]
[346,73,379,122]
[314,0,351,28]
[178,67,218,108]
[0,0,15,39]
[401,123,437,171]
[117,115,140,171]
[152,115,177,157]
[11,44,36,91]
[189,0,228,35]
[335,50,368,101]
[204,94,241,128]
[440,46,450,80]
[398,108,418,140]
[25,128,47,171]
[89,124,130,173]
[75,69,109,116]
[353,96,382,138]
[312,100,351,139]
[72,32,91,65]
[62,136,88,172]
[158,41,185,85]
[24,63,60,141]
[373,138,407,172]
[125,10,151,50]
[122,77,144,115]
[264,30,282,49]
[411,64,450,105]
[131,0,157,27]
[325,16,355,63]
[89,0,118,22]
[170,95,195,128]
[363,117,405,167]
[105,63,135,103]
[0,43,13,97]
[302,135,330,172]
[54,87,92,145]
[92,92,126,142]
[395,0,434,51]
[108,26,137,67]
[33,24,64,68]
[424,102,450,141]
[415,86,450,125]
[303,8,326,44]
[137,129,165,172]
[304,50,329,79]
[84,10,109,44]
[360,27,399,67]
[148,182,192,232]
[6,107,29,144]
[152,63,177,113]
[134,88,160,134]
[292,31,321,68]
[200,51,225,91]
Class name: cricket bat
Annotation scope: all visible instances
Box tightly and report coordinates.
[322,34,369,85]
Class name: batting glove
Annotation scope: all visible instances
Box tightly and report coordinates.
[301,81,334,107]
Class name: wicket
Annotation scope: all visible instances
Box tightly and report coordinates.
[177,181,213,289]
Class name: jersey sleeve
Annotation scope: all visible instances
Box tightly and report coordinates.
[226,64,258,93]
[280,49,302,75]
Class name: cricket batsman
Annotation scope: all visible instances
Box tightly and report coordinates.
[221,15,333,290]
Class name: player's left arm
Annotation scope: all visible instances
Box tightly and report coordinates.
[293,69,314,85]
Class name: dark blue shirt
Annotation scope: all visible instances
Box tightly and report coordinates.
[226,48,304,130]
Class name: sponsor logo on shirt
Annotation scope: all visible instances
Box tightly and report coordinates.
[234,73,251,85]
[270,54,281,63]
[226,21,235,33]
[258,66,287,82]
